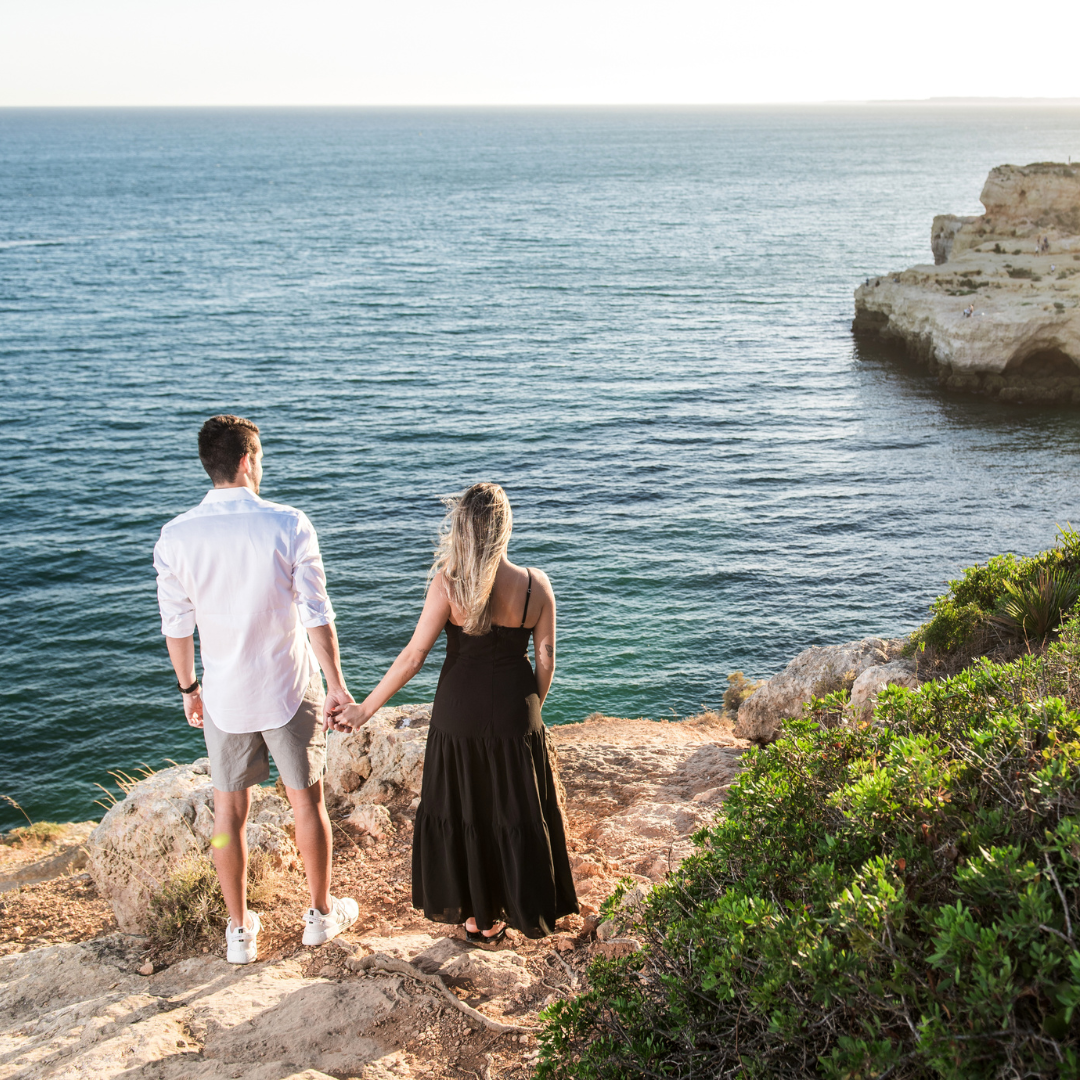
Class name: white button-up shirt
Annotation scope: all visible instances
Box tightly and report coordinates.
[154,487,336,733]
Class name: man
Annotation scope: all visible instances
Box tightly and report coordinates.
[154,414,358,964]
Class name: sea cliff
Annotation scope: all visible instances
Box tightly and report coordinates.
[853,163,1080,403]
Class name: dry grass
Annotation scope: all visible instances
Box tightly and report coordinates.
[722,672,764,717]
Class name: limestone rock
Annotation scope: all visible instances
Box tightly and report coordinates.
[0,821,95,894]
[854,163,1080,396]
[85,760,298,932]
[0,935,404,1080]
[590,938,642,960]
[347,803,394,840]
[849,660,920,721]
[325,704,431,811]
[550,713,747,892]
[733,637,904,744]
[356,933,531,997]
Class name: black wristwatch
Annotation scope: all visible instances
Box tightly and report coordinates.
[177,677,201,695]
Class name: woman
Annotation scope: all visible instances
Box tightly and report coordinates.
[330,483,578,942]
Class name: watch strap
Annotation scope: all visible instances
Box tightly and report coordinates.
[178,677,200,695]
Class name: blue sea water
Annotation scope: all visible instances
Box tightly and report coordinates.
[3,106,1080,829]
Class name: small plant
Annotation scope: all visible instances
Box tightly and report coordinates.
[1055,301,1066,311]
[811,668,857,698]
[1007,266,1035,279]
[990,568,1080,641]
[93,763,159,810]
[1013,248,1023,255]
[147,850,282,950]
[993,242,1004,253]
[2,821,66,847]
[722,671,763,715]
[538,627,1080,1079]
[1,794,33,829]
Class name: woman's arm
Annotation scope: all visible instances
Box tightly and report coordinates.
[530,570,557,707]
[331,575,451,731]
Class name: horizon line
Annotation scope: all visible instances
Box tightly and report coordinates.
[4,97,1080,110]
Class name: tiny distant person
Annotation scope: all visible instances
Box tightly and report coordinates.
[330,483,578,943]
[154,415,358,963]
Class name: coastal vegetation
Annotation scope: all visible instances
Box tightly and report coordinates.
[907,528,1080,671]
[146,851,285,951]
[539,557,1080,1078]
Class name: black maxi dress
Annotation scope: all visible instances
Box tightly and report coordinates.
[412,572,579,937]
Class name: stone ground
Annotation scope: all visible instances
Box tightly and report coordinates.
[0,712,746,1080]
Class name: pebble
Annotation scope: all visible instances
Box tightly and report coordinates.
[138,961,154,976]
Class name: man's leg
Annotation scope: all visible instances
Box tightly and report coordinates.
[286,779,332,915]
[212,786,252,928]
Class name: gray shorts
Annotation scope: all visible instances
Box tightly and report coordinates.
[202,674,327,792]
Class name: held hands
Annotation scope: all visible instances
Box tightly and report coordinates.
[322,686,355,731]
[326,701,373,733]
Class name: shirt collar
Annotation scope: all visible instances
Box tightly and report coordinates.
[200,487,262,504]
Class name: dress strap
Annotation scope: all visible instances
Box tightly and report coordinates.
[520,569,533,627]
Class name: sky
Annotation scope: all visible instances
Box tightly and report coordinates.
[2,0,1080,107]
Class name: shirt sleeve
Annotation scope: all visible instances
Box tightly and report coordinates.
[154,531,196,637]
[293,512,336,628]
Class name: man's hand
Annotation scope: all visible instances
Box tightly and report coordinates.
[323,686,354,730]
[327,701,373,733]
[183,690,204,729]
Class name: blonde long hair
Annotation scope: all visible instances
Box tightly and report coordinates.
[431,483,513,635]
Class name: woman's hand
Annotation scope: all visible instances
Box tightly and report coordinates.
[327,701,373,733]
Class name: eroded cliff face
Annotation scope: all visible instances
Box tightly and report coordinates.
[932,164,1080,265]
[855,163,1080,402]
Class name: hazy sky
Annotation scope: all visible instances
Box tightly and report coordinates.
[3,0,1079,107]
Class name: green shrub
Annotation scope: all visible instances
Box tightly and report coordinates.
[992,569,1080,642]
[907,530,1080,662]
[538,624,1080,1079]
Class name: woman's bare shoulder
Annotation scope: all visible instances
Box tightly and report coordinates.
[527,566,555,601]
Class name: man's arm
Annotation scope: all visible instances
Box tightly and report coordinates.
[166,634,205,728]
[307,622,353,725]
[292,513,352,724]
[156,533,202,728]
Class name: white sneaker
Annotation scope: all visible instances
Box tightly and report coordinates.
[302,895,359,946]
[225,911,261,964]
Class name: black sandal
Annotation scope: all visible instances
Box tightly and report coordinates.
[465,925,506,945]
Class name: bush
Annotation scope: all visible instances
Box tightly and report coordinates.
[992,570,1080,642]
[723,672,764,716]
[538,622,1080,1079]
[907,530,1080,664]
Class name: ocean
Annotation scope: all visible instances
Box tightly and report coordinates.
[3,105,1080,828]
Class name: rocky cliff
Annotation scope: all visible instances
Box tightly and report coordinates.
[854,163,1080,403]
[0,707,747,1080]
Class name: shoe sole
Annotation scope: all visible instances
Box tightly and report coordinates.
[302,919,354,946]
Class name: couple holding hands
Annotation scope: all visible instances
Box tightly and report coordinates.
[155,414,578,964]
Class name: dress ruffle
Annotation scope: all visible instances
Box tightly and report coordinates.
[412,726,578,938]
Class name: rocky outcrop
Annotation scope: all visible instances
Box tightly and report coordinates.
[848,660,920,722]
[0,822,95,894]
[854,163,1080,402]
[0,934,415,1080]
[324,704,431,812]
[85,761,298,933]
[733,637,906,743]
[3,708,749,1080]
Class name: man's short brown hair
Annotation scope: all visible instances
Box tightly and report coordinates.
[198,415,260,485]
